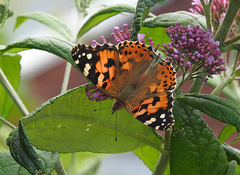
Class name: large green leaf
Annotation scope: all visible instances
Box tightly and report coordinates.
[77,4,135,39]
[170,100,229,174]
[177,93,240,134]
[21,84,162,153]
[0,53,21,119]
[14,12,73,41]
[143,11,207,30]
[0,37,76,68]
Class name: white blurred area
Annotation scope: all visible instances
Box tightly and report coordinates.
[4,0,137,79]
[2,0,153,174]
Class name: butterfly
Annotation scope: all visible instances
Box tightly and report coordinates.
[71,41,176,130]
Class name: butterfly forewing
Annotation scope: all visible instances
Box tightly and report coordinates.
[71,41,176,131]
[71,44,119,97]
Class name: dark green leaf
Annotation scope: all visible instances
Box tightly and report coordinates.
[6,121,60,174]
[177,93,240,134]
[232,44,240,53]
[0,0,13,27]
[0,150,59,175]
[133,145,160,171]
[130,0,167,40]
[0,150,31,175]
[21,84,162,153]
[77,4,135,39]
[143,11,207,30]
[14,12,73,41]
[222,143,240,165]
[170,100,228,174]
[0,53,21,119]
[0,37,76,69]
[218,125,237,144]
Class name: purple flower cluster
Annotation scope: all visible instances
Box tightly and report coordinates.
[85,86,111,101]
[160,23,226,80]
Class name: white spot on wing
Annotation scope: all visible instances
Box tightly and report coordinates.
[144,117,156,125]
[87,53,92,59]
[75,59,80,64]
[83,63,91,76]
[82,53,86,56]
[160,114,165,118]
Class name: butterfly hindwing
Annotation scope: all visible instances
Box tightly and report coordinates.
[125,60,176,130]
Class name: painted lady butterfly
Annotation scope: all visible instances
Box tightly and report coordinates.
[71,41,176,130]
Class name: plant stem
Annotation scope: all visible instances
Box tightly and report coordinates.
[201,0,213,30]
[211,75,235,96]
[214,0,240,43]
[55,158,67,175]
[0,116,16,129]
[152,130,171,175]
[0,68,29,116]
[61,62,72,93]
[220,34,240,49]
[67,153,77,175]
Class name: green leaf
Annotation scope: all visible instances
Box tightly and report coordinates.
[177,93,240,134]
[133,145,160,171]
[0,0,13,27]
[143,11,207,30]
[0,53,21,119]
[235,67,240,76]
[77,4,135,39]
[218,125,236,144]
[14,12,73,41]
[0,37,76,68]
[229,137,240,145]
[0,150,59,175]
[139,26,170,48]
[6,121,59,174]
[222,143,240,165]
[226,160,237,175]
[170,100,229,174]
[131,0,167,41]
[232,44,240,53]
[21,84,162,153]
[0,150,31,175]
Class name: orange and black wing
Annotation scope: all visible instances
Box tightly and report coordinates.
[71,44,119,97]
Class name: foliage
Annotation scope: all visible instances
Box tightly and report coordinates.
[0,0,240,174]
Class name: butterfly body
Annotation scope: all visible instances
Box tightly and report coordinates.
[71,41,176,130]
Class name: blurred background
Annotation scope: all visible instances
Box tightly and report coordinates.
[0,0,239,174]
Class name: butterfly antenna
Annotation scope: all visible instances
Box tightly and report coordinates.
[115,112,118,141]
[93,107,111,112]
